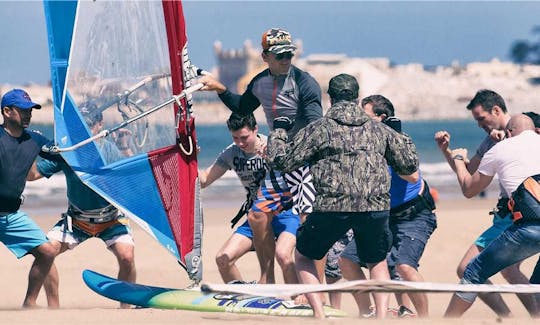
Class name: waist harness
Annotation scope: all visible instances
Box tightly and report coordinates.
[508,174,540,223]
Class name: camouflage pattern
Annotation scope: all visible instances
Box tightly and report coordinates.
[267,100,418,212]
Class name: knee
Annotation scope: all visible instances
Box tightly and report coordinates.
[35,242,59,262]
[275,247,293,268]
[117,253,135,269]
[215,252,234,269]
[396,263,416,278]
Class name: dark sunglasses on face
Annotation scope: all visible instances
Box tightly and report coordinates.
[275,52,294,60]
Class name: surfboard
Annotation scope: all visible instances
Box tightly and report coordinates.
[202,279,540,298]
[82,269,347,317]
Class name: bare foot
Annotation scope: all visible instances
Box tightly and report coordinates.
[293,294,308,305]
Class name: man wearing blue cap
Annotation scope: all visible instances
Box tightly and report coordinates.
[0,89,58,307]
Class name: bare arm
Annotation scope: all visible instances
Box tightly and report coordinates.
[451,148,493,198]
[434,130,478,174]
[26,161,44,181]
[198,163,228,189]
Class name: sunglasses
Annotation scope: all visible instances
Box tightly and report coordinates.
[275,52,294,60]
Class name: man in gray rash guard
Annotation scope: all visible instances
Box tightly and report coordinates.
[200,28,322,284]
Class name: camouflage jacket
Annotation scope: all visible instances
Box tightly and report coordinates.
[267,100,419,212]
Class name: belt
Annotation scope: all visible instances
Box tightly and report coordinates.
[390,181,436,218]
[71,214,118,223]
[67,204,119,224]
[0,195,22,214]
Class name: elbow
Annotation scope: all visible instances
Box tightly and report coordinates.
[462,188,477,199]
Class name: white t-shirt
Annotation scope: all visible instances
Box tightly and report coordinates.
[478,130,540,197]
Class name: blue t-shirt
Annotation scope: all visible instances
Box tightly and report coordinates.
[37,139,123,210]
[0,126,52,199]
[389,167,423,208]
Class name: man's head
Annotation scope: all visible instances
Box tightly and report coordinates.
[466,89,508,134]
[523,111,540,134]
[227,113,259,153]
[327,74,359,104]
[261,28,296,76]
[80,101,103,132]
[1,89,41,128]
[361,95,395,121]
[361,94,401,132]
[505,114,535,138]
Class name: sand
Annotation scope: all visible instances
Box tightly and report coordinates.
[0,197,539,324]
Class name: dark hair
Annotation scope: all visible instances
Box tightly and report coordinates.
[226,113,257,131]
[523,111,540,128]
[466,89,507,113]
[361,95,395,117]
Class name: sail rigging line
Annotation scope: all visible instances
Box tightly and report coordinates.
[42,80,205,154]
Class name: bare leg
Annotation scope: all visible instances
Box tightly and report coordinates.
[295,249,325,319]
[444,294,473,317]
[247,210,275,283]
[275,232,308,304]
[457,244,512,317]
[42,241,64,309]
[23,242,56,308]
[326,276,342,309]
[500,262,539,317]
[110,242,136,309]
[367,260,390,319]
[396,263,428,317]
[215,234,253,283]
[339,257,371,315]
[275,232,297,283]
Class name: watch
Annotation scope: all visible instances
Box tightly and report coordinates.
[452,154,465,161]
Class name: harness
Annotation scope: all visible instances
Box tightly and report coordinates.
[390,181,436,218]
[65,203,121,236]
[0,195,23,214]
[508,174,540,223]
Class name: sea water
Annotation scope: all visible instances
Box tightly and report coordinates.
[24,120,498,213]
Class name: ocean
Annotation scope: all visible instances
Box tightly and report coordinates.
[24,120,498,214]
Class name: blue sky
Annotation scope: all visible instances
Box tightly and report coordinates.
[1,1,539,85]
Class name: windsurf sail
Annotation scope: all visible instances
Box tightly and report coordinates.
[43,0,203,282]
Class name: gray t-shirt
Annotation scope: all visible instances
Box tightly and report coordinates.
[215,134,267,199]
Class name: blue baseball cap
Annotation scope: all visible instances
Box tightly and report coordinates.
[1,89,41,110]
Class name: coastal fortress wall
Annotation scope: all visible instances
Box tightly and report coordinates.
[2,39,539,125]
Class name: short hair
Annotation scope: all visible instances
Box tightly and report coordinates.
[361,95,395,117]
[523,111,540,128]
[226,113,257,131]
[466,89,507,113]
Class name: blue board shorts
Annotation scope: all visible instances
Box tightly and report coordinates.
[474,213,513,248]
[47,215,134,249]
[0,211,49,258]
[235,209,299,239]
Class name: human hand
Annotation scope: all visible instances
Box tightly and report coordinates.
[113,128,132,149]
[434,131,450,151]
[490,129,506,142]
[198,75,226,94]
[273,116,293,131]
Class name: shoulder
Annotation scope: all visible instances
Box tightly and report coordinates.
[291,66,320,88]
[27,129,51,145]
[248,69,270,86]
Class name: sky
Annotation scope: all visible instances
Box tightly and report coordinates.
[1,1,539,85]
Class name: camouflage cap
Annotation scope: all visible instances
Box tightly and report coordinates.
[261,28,297,54]
[327,74,359,101]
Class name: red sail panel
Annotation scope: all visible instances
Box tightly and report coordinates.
[149,0,198,263]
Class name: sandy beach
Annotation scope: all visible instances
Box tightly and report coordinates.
[1,197,539,324]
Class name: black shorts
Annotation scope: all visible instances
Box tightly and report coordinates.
[296,210,391,263]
